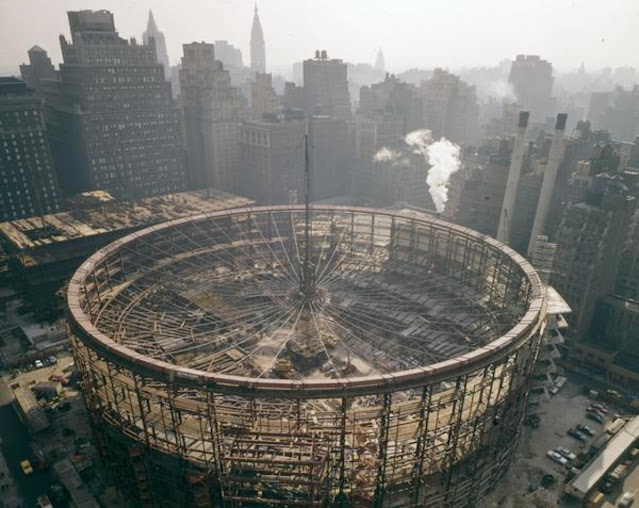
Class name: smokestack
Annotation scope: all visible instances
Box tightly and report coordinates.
[497,111,529,244]
[527,113,567,258]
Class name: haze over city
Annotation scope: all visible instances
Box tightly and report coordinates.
[1,0,639,73]
[1,2,639,508]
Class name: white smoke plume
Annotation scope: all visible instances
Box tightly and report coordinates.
[487,80,517,102]
[373,147,399,162]
[373,146,410,167]
[404,129,461,212]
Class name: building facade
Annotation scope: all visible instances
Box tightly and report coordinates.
[43,10,187,199]
[308,115,352,200]
[420,69,479,145]
[214,40,243,69]
[303,51,352,122]
[142,10,170,79]
[508,55,554,121]
[19,46,57,95]
[0,78,62,222]
[551,178,636,338]
[180,42,247,191]
[251,72,279,120]
[239,112,306,205]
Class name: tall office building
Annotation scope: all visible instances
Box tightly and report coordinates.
[551,174,636,338]
[420,69,479,145]
[180,42,247,191]
[250,5,266,75]
[43,10,186,199]
[251,73,279,120]
[142,10,170,78]
[452,140,512,236]
[508,55,555,121]
[356,74,422,160]
[239,111,306,205]
[303,51,351,121]
[214,40,243,69]
[309,115,352,200]
[19,46,57,94]
[0,78,62,222]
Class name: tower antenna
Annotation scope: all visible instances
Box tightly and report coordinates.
[301,122,314,301]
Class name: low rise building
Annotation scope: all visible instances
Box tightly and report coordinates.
[0,188,252,316]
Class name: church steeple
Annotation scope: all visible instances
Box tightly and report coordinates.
[250,3,266,75]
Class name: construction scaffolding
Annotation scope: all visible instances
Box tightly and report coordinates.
[66,205,547,507]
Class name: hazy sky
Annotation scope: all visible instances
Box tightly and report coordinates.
[1,0,638,75]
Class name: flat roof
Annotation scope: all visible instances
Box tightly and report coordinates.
[546,286,572,315]
[0,188,253,266]
[567,414,639,499]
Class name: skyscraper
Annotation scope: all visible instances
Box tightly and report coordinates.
[308,115,353,200]
[19,46,57,95]
[214,40,243,69]
[420,69,479,145]
[250,5,266,75]
[251,72,279,120]
[0,78,62,222]
[142,10,170,78]
[303,51,351,121]
[356,73,423,160]
[43,10,186,199]
[508,55,555,121]
[551,173,636,338]
[180,42,247,191]
[239,110,306,205]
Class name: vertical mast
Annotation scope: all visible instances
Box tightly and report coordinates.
[301,124,314,300]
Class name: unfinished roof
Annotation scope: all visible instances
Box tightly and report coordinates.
[0,188,253,267]
[67,205,545,396]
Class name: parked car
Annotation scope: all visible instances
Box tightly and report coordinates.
[20,459,33,475]
[568,427,589,442]
[577,424,595,436]
[591,402,609,414]
[588,405,607,418]
[34,360,44,369]
[587,412,604,424]
[48,355,58,365]
[556,447,577,461]
[546,450,568,466]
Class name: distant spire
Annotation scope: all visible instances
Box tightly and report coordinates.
[146,10,158,34]
[250,3,266,74]
[251,4,264,42]
[143,10,170,77]
[375,48,385,72]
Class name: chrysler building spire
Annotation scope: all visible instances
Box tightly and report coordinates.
[250,4,266,75]
[143,10,170,77]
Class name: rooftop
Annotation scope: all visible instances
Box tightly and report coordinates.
[0,188,253,267]
[566,414,639,499]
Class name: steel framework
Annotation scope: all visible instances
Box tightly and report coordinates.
[66,205,546,507]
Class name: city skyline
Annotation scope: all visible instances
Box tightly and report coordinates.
[0,0,638,76]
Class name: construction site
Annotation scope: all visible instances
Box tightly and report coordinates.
[65,204,548,507]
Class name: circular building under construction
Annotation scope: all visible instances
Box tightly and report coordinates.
[66,205,547,508]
